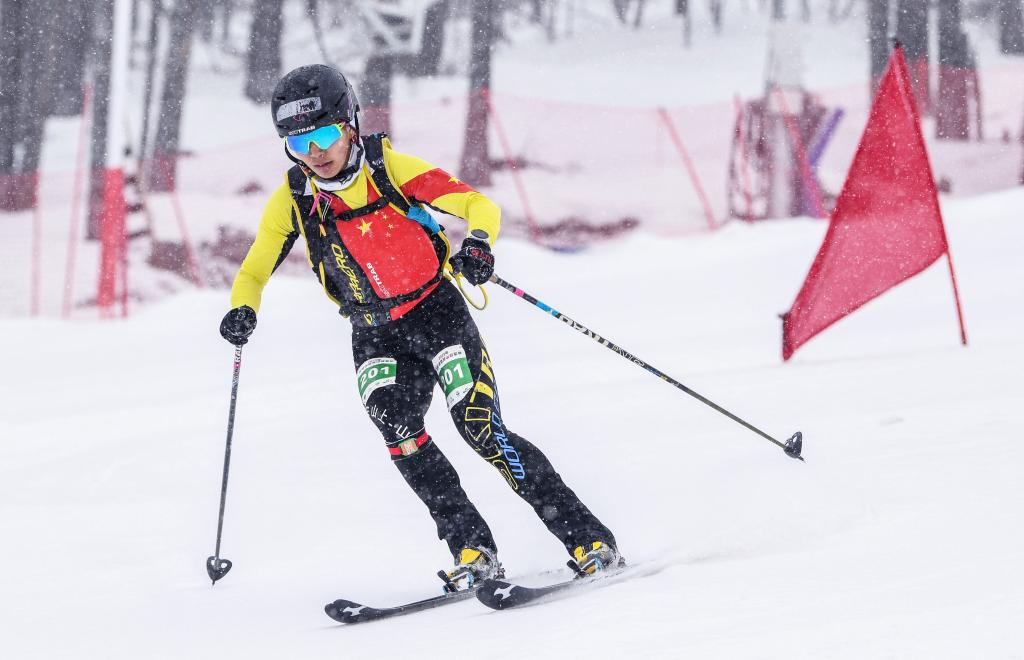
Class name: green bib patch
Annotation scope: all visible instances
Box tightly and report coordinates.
[357,357,397,405]
[432,345,473,409]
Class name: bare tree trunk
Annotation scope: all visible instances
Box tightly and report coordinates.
[896,0,929,112]
[149,0,200,192]
[936,0,975,140]
[710,0,723,32]
[459,0,496,186]
[20,4,60,169]
[612,0,629,22]
[0,0,28,190]
[87,0,114,238]
[51,1,93,117]
[868,0,890,95]
[676,0,691,47]
[531,0,544,22]
[0,0,60,212]
[219,0,234,45]
[361,54,395,136]
[527,0,554,40]
[632,0,647,28]
[404,0,449,76]
[999,0,1024,55]
[244,0,283,103]
[139,0,163,168]
[195,0,217,42]
[130,0,143,62]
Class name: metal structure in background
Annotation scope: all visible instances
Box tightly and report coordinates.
[351,0,443,55]
[727,16,841,223]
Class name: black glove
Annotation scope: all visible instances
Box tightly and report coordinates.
[449,235,495,286]
[219,306,257,346]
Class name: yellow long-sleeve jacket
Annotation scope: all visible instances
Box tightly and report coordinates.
[230,136,500,326]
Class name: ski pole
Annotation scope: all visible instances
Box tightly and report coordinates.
[489,274,804,461]
[207,344,243,584]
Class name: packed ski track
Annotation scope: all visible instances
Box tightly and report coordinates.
[3,5,1024,659]
[2,192,1022,658]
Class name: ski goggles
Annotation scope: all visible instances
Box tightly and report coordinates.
[285,123,348,155]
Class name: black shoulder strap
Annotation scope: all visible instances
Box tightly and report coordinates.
[286,164,328,267]
[287,165,314,222]
[362,133,412,214]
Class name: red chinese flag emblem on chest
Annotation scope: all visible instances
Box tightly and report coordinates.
[332,182,440,299]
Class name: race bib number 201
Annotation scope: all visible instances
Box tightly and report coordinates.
[357,357,397,405]
[432,345,473,409]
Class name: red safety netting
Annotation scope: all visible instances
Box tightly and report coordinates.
[172,92,734,246]
[9,64,1020,319]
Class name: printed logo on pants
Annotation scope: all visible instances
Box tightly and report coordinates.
[432,345,473,409]
[357,357,397,405]
[461,347,523,491]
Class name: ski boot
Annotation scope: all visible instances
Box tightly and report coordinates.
[438,546,503,593]
[570,541,623,577]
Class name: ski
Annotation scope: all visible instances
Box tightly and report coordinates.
[324,587,477,625]
[476,563,632,611]
[325,567,565,624]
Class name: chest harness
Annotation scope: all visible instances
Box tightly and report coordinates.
[288,133,449,327]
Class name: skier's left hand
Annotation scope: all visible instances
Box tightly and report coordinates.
[450,234,494,286]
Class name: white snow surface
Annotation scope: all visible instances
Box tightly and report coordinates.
[2,186,1023,658]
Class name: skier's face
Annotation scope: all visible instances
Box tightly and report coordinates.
[292,126,353,178]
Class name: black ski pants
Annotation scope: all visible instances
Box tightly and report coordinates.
[351,280,615,559]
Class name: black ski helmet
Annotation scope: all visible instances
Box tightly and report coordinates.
[271,64,360,138]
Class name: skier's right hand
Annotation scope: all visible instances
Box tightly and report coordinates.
[219,306,257,346]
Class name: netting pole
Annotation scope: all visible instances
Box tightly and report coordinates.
[481,88,542,243]
[656,107,718,230]
[63,84,93,319]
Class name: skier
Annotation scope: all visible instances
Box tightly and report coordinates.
[219,64,620,590]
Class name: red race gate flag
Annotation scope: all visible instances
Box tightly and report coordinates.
[781,46,968,361]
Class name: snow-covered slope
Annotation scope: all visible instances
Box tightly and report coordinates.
[2,186,1021,658]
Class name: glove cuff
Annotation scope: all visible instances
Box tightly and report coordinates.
[462,236,491,252]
